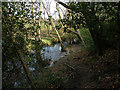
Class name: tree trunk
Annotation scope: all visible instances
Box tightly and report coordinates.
[17,50,36,89]
[38,2,41,41]
[56,2,62,19]
[32,2,42,61]
[56,1,103,55]
[56,2,64,35]
[51,19,65,51]
[42,2,65,51]
[89,25,103,56]
[11,37,35,89]
[67,29,82,42]
[77,29,86,47]
[117,2,120,64]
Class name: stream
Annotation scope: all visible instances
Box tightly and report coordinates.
[3,43,68,88]
[41,43,66,66]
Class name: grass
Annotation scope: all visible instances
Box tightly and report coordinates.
[41,36,59,45]
[79,28,93,45]
[41,38,52,45]
[79,28,95,52]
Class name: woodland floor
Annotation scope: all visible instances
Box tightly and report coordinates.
[48,44,120,88]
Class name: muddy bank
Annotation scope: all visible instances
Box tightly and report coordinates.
[50,44,92,88]
[50,47,120,88]
[51,44,82,66]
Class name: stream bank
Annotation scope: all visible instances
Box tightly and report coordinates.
[3,42,80,88]
[35,46,120,88]
[48,48,120,88]
[3,43,120,88]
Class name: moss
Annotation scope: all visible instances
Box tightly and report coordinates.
[79,28,95,52]
[42,38,52,45]
[41,37,59,45]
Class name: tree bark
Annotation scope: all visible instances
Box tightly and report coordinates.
[56,2,62,19]
[55,0,74,11]
[117,2,120,64]
[56,2,64,35]
[77,30,86,47]
[11,37,36,89]
[42,1,65,51]
[32,2,42,61]
[56,1,86,46]
[38,2,42,41]
[17,50,36,89]
[67,29,82,42]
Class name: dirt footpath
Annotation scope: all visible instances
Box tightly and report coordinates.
[50,44,95,88]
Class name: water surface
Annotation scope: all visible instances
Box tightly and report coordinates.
[3,43,67,88]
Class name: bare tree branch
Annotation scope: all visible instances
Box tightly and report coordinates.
[54,0,73,10]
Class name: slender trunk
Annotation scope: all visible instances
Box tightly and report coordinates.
[56,2,65,37]
[51,19,65,51]
[38,2,41,41]
[56,2,62,19]
[48,26,49,35]
[77,29,86,47]
[76,33,82,42]
[69,12,72,44]
[44,11,45,31]
[32,3,36,40]
[6,5,36,88]
[47,25,50,36]
[67,29,82,42]
[42,2,65,51]
[32,3,42,61]
[11,37,35,89]
[17,50,36,89]
[117,2,120,64]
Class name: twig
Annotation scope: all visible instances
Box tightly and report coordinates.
[63,63,75,70]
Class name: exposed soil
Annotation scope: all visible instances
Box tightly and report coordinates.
[50,44,120,88]
[50,44,94,88]
[3,44,119,88]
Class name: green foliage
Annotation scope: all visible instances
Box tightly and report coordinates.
[79,28,95,51]
[62,2,119,54]
[41,37,55,45]
[55,24,62,30]
[2,1,120,88]
[2,2,27,61]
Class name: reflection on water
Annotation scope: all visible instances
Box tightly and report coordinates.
[3,43,67,88]
[29,67,35,71]
[41,43,66,66]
